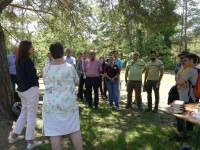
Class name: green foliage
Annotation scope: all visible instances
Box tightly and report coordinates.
[2,0,199,71]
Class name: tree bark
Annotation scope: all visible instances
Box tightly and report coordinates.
[179,0,184,52]
[184,0,188,51]
[0,0,14,119]
[0,0,13,13]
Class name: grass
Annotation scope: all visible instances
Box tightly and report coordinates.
[34,97,199,150]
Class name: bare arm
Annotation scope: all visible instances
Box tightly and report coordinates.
[144,68,149,83]
[177,78,186,87]
[113,74,119,80]
[105,74,112,81]
[118,67,122,73]
[158,69,164,82]
[142,66,146,74]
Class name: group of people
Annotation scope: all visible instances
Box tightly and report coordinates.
[173,51,200,141]
[74,50,123,110]
[7,40,165,149]
[8,39,200,149]
[7,41,83,150]
[52,48,164,112]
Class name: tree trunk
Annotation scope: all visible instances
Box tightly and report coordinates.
[184,0,188,51]
[0,0,14,119]
[179,0,184,52]
[0,24,14,118]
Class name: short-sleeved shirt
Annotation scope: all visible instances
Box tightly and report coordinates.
[83,59,102,77]
[105,65,119,80]
[42,63,79,114]
[178,68,198,102]
[126,59,146,81]
[114,58,123,69]
[146,59,164,81]
[64,56,76,65]
[7,54,16,75]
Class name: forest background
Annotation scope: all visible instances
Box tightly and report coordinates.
[1,0,200,70]
[0,0,200,117]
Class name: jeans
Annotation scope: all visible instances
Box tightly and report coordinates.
[127,80,142,108]
[13,87,39,140]
[176,101,194,132]
[146,80,159,110]
[105,80,119,107]
[86,77,100,107]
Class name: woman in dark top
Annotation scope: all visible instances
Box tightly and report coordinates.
[104,56,120,110]
[8,41,42,149]
[99,56,108,99]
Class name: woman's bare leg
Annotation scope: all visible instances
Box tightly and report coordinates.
[70,131,83,150]
[50,136,62,150]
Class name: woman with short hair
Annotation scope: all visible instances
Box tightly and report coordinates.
[42,42,83,150]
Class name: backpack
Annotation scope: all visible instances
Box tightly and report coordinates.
[180,144,192,150]
[168,85,179,105]
[11,102,22,118]
[192,68,200,99]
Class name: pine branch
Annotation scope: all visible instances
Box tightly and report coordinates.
[1,25,19,42]
[9,4,55,16]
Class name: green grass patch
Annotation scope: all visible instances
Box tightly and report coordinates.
[35,98,199,150]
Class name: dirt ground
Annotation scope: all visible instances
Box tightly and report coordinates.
[0,72,175,150]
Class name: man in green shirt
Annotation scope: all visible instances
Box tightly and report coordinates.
[125,51,146,110]
[144,50,164,113]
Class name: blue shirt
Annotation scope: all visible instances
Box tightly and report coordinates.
[16,58,39,92]
[64,56,76,65]
[44,59,53,66]
[175,62,182,74]
[7,54,16,75]
[114,58,123,68]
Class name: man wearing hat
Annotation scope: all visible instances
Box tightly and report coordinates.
[175,51,190,74]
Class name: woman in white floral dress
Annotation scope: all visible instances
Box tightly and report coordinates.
[42,42,83,150]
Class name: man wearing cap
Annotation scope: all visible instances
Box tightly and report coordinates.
[175,51,190,74]
[125,51,146,110]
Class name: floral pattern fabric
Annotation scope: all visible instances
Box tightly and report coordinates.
[42,63,79,114]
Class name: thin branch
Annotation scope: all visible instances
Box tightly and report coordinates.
[1,25,19,42]
[9,4,55,16]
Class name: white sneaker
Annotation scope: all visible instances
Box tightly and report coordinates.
[115,107,120,111]
[109,105,113,109]
[8,135,25,144]
[27,140,42,150]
